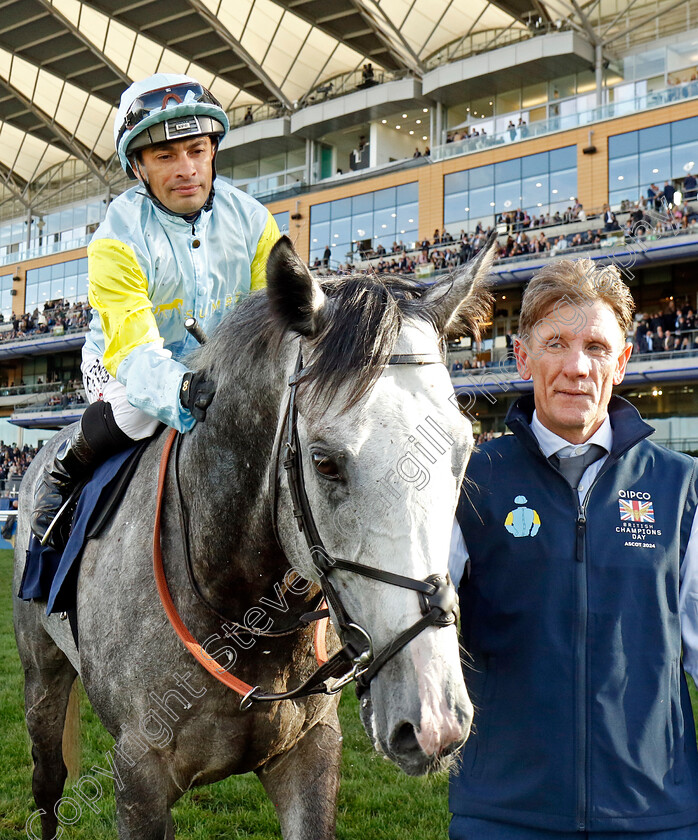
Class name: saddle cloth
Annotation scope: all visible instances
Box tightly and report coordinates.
[18,441,147,615]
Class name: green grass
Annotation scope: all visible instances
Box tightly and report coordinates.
[0,549,447,839]
[2,547,698,840]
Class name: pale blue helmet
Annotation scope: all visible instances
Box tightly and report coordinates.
[115,73,229,179]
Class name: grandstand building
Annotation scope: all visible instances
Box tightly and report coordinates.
[1,0,698,451]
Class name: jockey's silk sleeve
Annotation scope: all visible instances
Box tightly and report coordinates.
[87,238,163,376]
[87,237,194,433]
[250,212,281,291]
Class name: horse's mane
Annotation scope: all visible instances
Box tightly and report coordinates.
[190,273,432,410]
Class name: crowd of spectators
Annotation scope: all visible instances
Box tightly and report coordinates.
[0,300,89,343]
[633,299,698,354]
[310,173,698,278]
[0,442,38,483]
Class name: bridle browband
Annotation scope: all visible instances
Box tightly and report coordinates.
[153,345,459,710]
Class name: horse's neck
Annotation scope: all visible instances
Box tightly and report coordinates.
[176,340,294,603]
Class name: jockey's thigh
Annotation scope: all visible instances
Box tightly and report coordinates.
[82,352,160,441]
[449,817,698,840]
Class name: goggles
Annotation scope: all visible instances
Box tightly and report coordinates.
[120,83,222,138]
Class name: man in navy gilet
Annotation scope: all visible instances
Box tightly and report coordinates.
[449,258,698,839]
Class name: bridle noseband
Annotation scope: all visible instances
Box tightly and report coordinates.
[153,346,460,710]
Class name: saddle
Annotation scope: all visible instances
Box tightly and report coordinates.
[18,441,149,622]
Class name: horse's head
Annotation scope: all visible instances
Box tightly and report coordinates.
[264,236,495,775]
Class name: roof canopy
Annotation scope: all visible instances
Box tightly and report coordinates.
[0,0,687,202]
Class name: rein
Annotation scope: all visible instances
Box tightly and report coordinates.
[153,347,459,710]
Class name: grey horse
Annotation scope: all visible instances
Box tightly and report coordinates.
[13,235,495,839]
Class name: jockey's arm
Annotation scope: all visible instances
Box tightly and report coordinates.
[88,237,196,432]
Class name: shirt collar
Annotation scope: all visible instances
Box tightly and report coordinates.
[530,411,613,458]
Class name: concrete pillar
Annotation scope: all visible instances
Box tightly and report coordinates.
[435,102,444,146]
[595,43,604,108]
[25,207,32,250]
[305,138,314,185]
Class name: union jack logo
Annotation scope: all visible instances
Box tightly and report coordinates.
[619,499,654,523]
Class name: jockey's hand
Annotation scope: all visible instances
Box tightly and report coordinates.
[180,372,216,422]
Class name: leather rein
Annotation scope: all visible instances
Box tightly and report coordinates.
[153,347,459,710]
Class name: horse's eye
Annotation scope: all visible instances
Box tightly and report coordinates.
[312,453,340,479]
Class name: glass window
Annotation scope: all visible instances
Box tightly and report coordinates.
[469,185,495,214]
[272,211,289,234]
[311,202,330,224]
[609,130,637,159]
[373,207,396,237]
[309,183,418,265]
[639,124,670,152]
[521,152,548,177]
[330,198,351,220]
[329,217,351,247]
[396,182,418,204]
[495,181,520,212]
[395,202,418,233]
[550,168,577,204]
[469,164,494,189]
[549,146,576,171]
[352,212,373,240]
[672,141,698,180]
[495,158,520,184]
[373,187,396,210]
[351,193,373,215]
[445,170,468,194]
[639,149,671,186]
[672,115,698,145]
[310,221,330,250]
[444,193,469,225]
[521,175,548,211]
[608,155,639,191]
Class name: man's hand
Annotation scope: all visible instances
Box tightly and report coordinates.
[180,372,216,422]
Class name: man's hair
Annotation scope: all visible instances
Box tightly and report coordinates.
[519,259,634,343]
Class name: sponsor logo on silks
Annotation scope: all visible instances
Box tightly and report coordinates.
[504,495,541,538]
[619,498,655,523]
[153,298,184,317]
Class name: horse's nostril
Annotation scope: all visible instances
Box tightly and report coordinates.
[390,721,421,755]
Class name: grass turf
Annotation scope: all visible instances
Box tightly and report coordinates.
[1,547,697,839]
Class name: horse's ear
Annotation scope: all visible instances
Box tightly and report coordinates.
[421,231,497,341]
[266,236,327,337]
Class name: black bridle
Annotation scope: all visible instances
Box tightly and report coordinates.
[240,346,459,709]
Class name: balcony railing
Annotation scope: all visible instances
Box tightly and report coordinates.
[432,79,698,162]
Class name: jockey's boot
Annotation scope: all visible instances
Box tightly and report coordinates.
[30,425,97,548]
[30,401,135,549]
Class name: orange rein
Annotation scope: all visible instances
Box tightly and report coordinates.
[153,428,329,700]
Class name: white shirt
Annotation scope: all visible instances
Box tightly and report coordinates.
[449,413,698,683]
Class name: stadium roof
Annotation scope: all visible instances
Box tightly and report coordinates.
[0,0,690,202]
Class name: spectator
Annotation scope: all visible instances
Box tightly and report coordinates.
[684,172,697,200]
[322,245,331,268]
[603,204,619,231]
[663,179,675,208]
[243,106,254,125]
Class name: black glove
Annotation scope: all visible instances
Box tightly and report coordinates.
[180,372,216,422]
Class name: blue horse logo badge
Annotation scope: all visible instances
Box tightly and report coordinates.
[504,495,541,538]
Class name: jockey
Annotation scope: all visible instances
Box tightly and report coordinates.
[31,73,280,546]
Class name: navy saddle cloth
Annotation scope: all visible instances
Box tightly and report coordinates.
[19,441,148,615]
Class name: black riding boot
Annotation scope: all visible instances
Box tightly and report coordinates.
[31,426,96,547]
[31,401,135,548]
